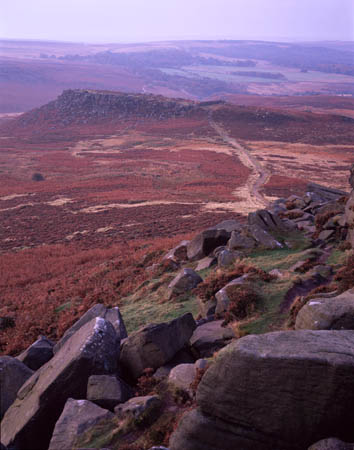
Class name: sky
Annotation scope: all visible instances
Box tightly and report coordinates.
[1,0,353,43]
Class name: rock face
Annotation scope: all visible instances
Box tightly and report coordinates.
[170,331,354,450]
[295,288,354,330]
[1,317,119,450]
[17,335,54,370]
[0,357,33,420]
[120,313,196,379]
[86,375,132,410]
[54,303,127,354]
[168,269,203,295]
[345,164,354,248]
[48,398,114,450]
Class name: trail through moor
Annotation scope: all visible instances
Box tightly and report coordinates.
[209,113,271,211]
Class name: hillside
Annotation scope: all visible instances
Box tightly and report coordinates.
[1,167,354,450]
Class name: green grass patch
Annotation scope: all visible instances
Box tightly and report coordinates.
[54,301,71,314]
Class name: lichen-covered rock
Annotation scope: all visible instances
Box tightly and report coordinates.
[114,395,161,425]
[1,317,119,450]
[53,303,127,354]
[120,313,196,379]
[48,398,114,450]
[295,288,354,330]
[170,331,354,450]
[0,357,33,420]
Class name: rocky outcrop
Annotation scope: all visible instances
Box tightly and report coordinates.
[17,335,54,370]
[48,398,114,450]
[120,313,196,379]
[0,357,33,420]
[18,89,197,128]
[53,303,127,354]
[295,288,354,330]
[187,229,231,261]
[1,317,119,450]
[170,330,354,450]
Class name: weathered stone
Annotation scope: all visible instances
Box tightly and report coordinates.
[120,313,196,379]
[187,229,231,261]
[217,249,242,267]
[215,275,249,315]
[248,209,288,232]
[168,268,202,294]
[195,256,216,272]
[197,297,217,318]
[163,240,190,262]
[17,335,54,371]
[48,398,114,450]
[190,320,235,357]
[295,288,354,330]
[1,317,119,450]
[87,375,133,410]
[0,357,33,420]
[171,330,354,450]
[308,438,354,450]
[319,229,335,241]
[248,224,283,249]
[114,395,161,425]
[54,303,127,354]
[168,363,196,396]
[227,230,256,250]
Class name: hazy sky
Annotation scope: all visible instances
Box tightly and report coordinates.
[1,0,353,43]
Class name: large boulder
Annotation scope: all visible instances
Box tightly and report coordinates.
[163,240,190,262]
[187,229,231,261]
[227,230,256,250]
[1,317,119,450]
[170,330,354,450]
[0,357,33,420]
[168,269,203,295]
[86,375,133,410]
[248,209,288,232]
[53,303,127,354]
[295,288,354,330]
[120,313,196,379]
[168,363,196,396]
[48,398,114,450]
[17,335,54,371]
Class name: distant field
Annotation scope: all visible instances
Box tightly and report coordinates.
[1,38,353,112]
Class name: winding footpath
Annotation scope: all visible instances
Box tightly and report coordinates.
[209,113,271,210]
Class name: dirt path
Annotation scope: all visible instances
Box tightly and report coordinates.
[209,113,271,210]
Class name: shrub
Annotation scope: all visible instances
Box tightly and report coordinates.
[223,284,261,324]
[32,172,44,181]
